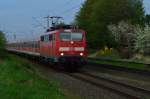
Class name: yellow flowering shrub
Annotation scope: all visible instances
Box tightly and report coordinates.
[96,46,113,57]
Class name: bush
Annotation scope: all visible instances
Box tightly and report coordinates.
[97,46,113,56]
[108,21,136,58]
[134,25,150,55]
[108,21,150,57]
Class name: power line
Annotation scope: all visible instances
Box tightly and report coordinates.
[49,0,74,15]
[34,1,83,29]
[44,16,51,28]
[63,0,73,6]
[50,0,83,16]
[59,4,82,15]
[32,17,47,29]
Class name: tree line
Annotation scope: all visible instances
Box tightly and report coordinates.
[75,0,150,57]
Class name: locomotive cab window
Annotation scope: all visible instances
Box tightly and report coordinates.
[60,33,71,41]
[71,33,83,41]
[60,32,83,41]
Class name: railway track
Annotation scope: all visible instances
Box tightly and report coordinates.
[67,71,150,99]
[20,55,150,99]
[10,54,150,98]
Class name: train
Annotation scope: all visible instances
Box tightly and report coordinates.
[7,25,87,71]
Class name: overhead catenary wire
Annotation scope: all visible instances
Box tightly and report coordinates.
[63,0,74,6]
[58,0,85,19]
[32,1,75,29]
[32,17,47,29]
[59,4,82,15]
[43,4,82,27]
[49,0,74,15]
[33,0,84,29]
[51,0,84,16]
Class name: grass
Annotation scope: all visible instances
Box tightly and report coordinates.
[89,59,150,71]
[0,55,65,99]
[88,48,150,71]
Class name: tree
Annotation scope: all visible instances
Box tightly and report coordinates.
[108,21,136,58]
[0,31,6,58]
[108,21,150,56]
[76,0,145,49]
[76,0,97,48]
[129,0,145,24]
[134,25,150,55]
[145,15,150,25]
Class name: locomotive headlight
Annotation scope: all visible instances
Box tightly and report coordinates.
[60,53,64,56]
[80,53,84,56]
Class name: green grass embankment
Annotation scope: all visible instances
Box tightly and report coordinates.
[89,59,150,71]
[0,55,65,99]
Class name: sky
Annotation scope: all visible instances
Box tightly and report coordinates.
[0,0,85,42]
[0,0,149,42]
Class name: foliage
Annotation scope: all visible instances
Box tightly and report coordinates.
[97,46,113,57]
[108,21,135,48]
[0,55,65,99]
[95,46,122,59]
[134,25,150,54]
[132,54,150,63]
[108,21,136,58]
[0,31,6,58]
[76,0,98,48]
[144,14,150,25]
[76,0,145,49]
[0,31,6,50]
[108,21,150,56]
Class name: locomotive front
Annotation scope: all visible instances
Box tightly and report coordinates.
[57,29,87,65]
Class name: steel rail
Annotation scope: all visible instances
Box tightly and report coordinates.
[82,71,150,95]
[68,72,140,99]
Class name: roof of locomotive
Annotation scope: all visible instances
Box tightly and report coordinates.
[46,25,79,32]
[41,25,85,36]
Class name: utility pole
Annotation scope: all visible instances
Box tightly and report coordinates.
[44,15,51,28]
[44,16,63,28]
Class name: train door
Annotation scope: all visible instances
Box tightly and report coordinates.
[40,36,44,56]
[40,35,50,57]
[49,34,53,56]
[52,34,56,56]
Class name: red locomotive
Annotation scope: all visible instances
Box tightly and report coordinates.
[7,25,87,71]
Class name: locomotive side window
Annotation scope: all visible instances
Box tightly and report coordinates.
[44,35,49,42]
[41,36,44,42]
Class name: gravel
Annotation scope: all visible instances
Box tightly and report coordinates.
[83,67,150,90]
[85,65,150,83]
[31,64,130,99]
